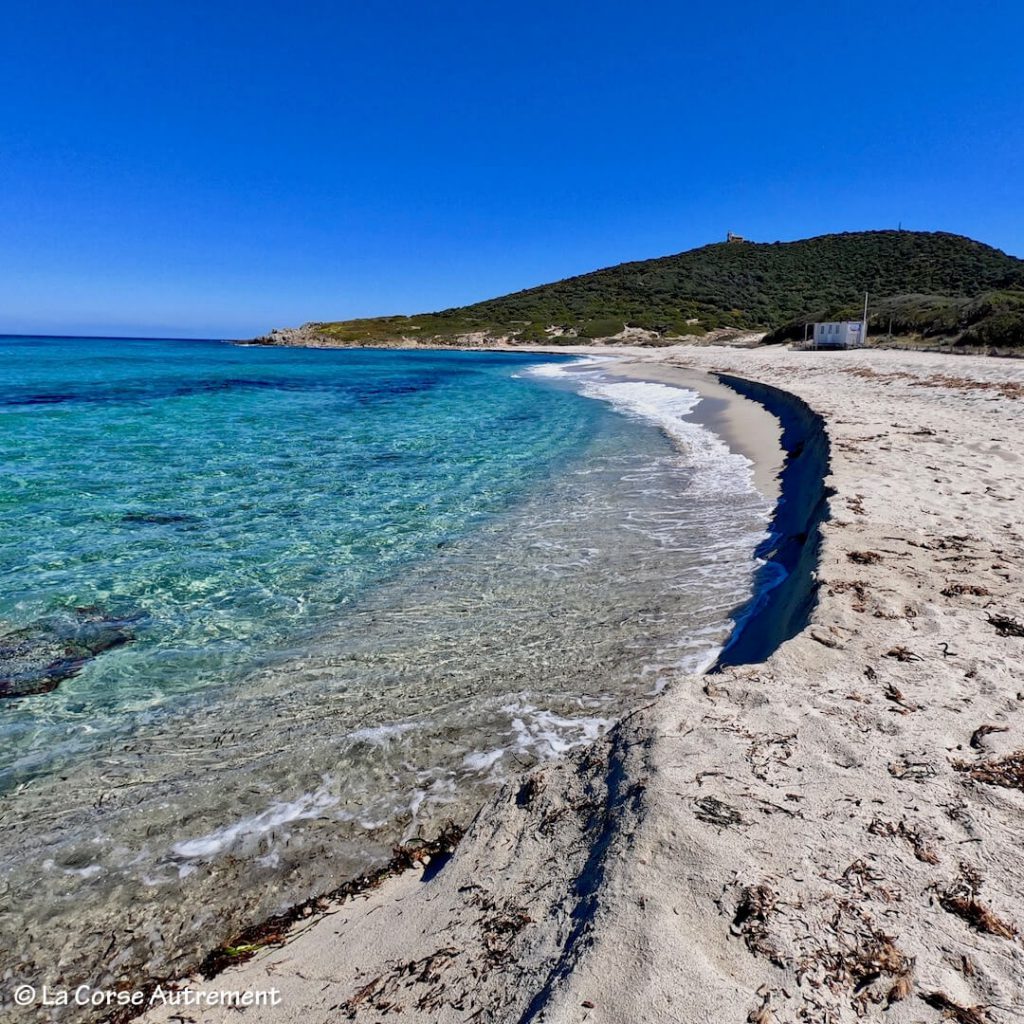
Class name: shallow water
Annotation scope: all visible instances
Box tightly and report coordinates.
[0,339,770,1006]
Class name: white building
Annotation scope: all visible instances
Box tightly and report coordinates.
[813,320,866,348]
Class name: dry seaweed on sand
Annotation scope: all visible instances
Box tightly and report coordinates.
[919,990,991,1023]
[466,892,534,966]
[197,821,464,978]
[728,883,786,966]
[987,612,1024,637]
[731,884,777,935]
[811,626,846,649]
[336,894,531,1018]
[793,903,913,1011]
[886,972,914,1006]
[885,645,923,662]
[937,863,1016,940]
[969,724,1009,749]
[844,929,911,996]
[954,749,1024,791]
[847,550,883,565]
[828,578,869,611]
[883,682,918,713]
[338,946,463,1018]
[727,884,918,1014]
[727,884,789,971]
[867,817,939,864]
[846,494,867,516]
[888,756,937,781]
[941,583,991,597]
[695,795,744,828]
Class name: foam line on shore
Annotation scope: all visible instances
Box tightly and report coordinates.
[524,359,765,503]
[525,357,776,676]
[536,355,825,673]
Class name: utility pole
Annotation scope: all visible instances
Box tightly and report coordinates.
[862,292,869,346]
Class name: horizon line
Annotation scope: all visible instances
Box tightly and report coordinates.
[0,332,234,343]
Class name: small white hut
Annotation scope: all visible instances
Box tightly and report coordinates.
[812,320,866,349]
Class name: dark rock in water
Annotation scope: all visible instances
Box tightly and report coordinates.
[0,608,148,699]
[121,511,201,526]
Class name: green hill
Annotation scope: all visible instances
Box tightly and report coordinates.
[288,230,1024,349]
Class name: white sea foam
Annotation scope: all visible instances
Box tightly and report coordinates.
[344,722,421,747]
[528,360,763,504]
[462,748,505,773]
[505,702,615,760]
[526,357,774,679]
[41,858,105,880]
[407,776,458,820]
[458,704,617,777]
[642,641,726,694]
[170,781,340,861]
[513,354,615,379]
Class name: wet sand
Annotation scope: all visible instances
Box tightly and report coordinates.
[609,360,785,500]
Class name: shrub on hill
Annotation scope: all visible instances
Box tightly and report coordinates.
[763,287,1024,348]
[311,231,1024,348]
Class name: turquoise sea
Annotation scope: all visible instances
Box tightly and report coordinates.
[0,337,771,1003]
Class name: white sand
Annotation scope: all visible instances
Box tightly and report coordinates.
[139,345,1024,1024]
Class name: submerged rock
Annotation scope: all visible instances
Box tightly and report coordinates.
[121,511,201,526]
[0,608,148,698]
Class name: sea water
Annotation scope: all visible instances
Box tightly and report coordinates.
[0,337,771,1000]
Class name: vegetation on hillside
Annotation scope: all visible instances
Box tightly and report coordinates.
[763,288,1024,349]
[302,231,1024,348]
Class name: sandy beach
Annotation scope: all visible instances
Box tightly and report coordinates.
[132,343,1024,1024]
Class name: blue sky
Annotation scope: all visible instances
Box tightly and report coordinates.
[2,1,1022,338]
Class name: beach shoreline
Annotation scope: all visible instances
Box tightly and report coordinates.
[27,342,1024,1024]
[598,357,831,668]
[4,345,785,1024]
[605,360,785,501]
[122,349,835,1024]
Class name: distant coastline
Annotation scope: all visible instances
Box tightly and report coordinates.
[250,229,1024,355]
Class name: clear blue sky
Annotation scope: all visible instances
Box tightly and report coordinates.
[2,1,1022,338]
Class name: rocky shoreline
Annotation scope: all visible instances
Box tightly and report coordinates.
[246,323,766,350]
